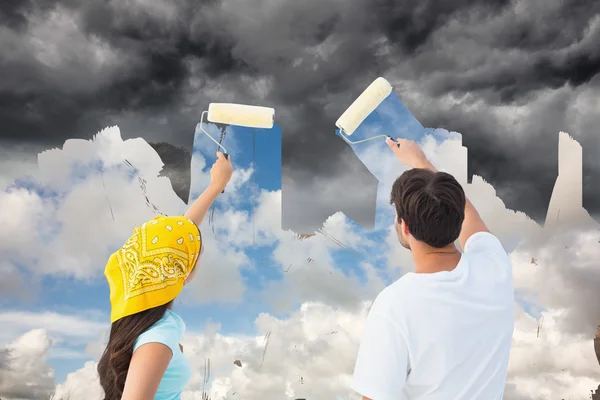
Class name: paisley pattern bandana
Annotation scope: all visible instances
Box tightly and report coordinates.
[105,216,202,323]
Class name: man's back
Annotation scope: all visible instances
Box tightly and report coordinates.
[351,232,515,400]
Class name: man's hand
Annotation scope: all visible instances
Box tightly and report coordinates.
[384,138,489,250]
[210,151,233,191]
[385,137,436,171]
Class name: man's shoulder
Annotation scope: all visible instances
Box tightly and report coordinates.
[464,232,511,260]
[370,274,419,315]
[463,232,513,280]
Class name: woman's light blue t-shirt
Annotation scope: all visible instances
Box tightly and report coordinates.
[133,309,192,400]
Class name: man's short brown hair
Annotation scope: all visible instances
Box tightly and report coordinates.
[390,169,466,248]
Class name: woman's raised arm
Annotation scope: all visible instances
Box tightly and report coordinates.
[184,151,233,227]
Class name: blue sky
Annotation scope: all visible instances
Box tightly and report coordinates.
[0,119,383,382]
[1,93,544,386]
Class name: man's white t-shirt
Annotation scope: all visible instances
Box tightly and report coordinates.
[351,232,515,400]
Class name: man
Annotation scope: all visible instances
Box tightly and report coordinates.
[351,138,515,400]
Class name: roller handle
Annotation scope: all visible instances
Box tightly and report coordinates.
[387,136,400,147]
[221,153,229,193]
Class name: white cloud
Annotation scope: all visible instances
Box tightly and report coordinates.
[1,303,368,400]
[179,301,369,400]
[230,186,387,311]
[185,123,390,309]
[185,300,600,400]
[0,126,186,281]
[0,145,40,190]
[0,310,108,399]
[181,219,250,304]
[505,305,600,400]
[0,329,55,400]
[0,311,107,347]
[3,126,600,399]
[0,124,274,310]
[51,361,104,400]
[176,130,598,399]
[0,187,47,260]
[511,226,600,336]
[30,298,599,400]
[0,260,35,301]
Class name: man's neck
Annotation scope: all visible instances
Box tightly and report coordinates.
[411,244,462,274]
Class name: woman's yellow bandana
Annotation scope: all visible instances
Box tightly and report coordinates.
[105,215,202,323]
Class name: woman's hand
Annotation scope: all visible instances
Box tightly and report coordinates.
[184,152,233,227]
[210,152,233,191]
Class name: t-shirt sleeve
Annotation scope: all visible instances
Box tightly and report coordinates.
[464,231,510,264]
[351,308,409,400]
[133,324,179,355]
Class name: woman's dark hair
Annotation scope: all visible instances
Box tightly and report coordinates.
[97,300,172,400]
[390,168,465,248]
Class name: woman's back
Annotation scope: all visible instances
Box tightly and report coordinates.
[132,309,192,400]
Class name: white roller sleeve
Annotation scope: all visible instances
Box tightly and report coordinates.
[335,77,392,135]
[207,103,275,129]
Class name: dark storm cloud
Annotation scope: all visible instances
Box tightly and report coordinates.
[422,1,600,101]
[368,0,511,53]
[0,0,28,29]
[0,0,253,202]
[377,0,600,224]
[0,0,250,144]
[1,0,599,227]
[411,95,563,222]
[148,142,192,203]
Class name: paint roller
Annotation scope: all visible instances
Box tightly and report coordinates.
[335,77,399,146]
[199,102,275,192]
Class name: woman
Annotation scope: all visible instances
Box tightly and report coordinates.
[97,152,233,400]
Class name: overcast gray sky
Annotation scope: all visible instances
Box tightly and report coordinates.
[1,0,599,232]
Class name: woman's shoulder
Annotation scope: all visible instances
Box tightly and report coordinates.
[133,312,182,352]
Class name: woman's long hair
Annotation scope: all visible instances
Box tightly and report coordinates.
[97,300,173,400]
